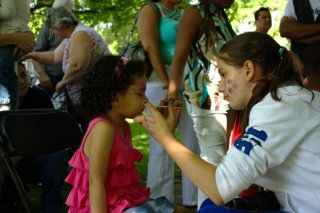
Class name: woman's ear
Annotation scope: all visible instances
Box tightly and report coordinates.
[244,60,256,82]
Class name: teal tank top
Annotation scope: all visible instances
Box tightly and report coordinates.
[156,3,181,65]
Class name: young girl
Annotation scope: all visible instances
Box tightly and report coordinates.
[65,55,177,213]
[134,32,320,212]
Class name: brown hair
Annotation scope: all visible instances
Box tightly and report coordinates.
[199,0,217,53]
[218,32,304,134]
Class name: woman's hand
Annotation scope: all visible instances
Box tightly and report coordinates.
[20,52,34,61]
[156,98,182,119]
[134,101,180,145]
[55,81,66,93]
[39,72,54,93]
[13,32,35,54]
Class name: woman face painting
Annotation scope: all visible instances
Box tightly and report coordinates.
[217,58,254,110]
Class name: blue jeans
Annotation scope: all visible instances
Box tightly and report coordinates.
[198,199,286,213]
[124,196,176,213]
[0,46,19,109]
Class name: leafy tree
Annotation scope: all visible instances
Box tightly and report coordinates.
[29,0,289,54]
[227,0,289,47]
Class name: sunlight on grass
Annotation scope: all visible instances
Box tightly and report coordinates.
[129,121,150,185]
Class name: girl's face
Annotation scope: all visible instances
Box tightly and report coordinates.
[217,59,254,110]
[118,75,147,119]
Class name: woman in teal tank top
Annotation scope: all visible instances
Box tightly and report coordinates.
[137,0,199,208]
[157,3,180,65]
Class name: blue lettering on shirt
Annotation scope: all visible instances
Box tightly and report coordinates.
[234,127,268,155]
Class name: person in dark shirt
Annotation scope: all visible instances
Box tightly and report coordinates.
[0,63,70,213]
[18,63,53,109]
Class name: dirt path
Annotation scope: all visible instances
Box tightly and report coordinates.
[174,175,197,213]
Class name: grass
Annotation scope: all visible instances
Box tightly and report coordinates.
[21,120,179,212]
[130,120,150,184]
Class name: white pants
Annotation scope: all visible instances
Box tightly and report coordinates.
[185,101,227,208]
[146,81,199,205]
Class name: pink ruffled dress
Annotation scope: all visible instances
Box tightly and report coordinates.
[65,117,150,213]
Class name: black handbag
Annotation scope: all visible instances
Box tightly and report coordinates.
[120,3,160,78]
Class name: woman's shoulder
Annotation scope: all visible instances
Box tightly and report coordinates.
[183,4,202,16]
[179,5,202,29]
[139,3,161,21]
[250,86,319,124]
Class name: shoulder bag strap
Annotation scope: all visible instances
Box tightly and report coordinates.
[122,3,161,54]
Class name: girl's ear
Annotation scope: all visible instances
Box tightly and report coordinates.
[244,60,256,82]
[112,96,120,107]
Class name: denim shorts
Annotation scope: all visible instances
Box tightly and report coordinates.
[124,196,176,213]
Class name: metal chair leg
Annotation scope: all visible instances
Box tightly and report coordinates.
[0,148,32,213]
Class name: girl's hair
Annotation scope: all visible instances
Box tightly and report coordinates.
[80,55,146,119]
[218,32,304,133]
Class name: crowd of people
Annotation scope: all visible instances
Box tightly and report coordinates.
[0,0,319,212]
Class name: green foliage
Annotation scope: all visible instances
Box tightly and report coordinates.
[29,0,289,53]
[227,0,289,47]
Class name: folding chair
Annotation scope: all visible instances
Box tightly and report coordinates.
[0,109,83,213]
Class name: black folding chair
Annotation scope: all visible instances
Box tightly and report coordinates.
[0,109,83,213]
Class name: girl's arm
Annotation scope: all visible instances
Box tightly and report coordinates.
[85,121,114,213]
[56,31,91,92]
[137,4,169,89]
[134,102,224,205]
[168,6,202,99]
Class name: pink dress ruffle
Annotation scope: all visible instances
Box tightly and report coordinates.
[65,117,150,213]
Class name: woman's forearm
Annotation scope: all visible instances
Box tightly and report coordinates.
[168,55,187,99]
[61,60,88,85]
[29,51,55,65]
[146,46,169,86]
